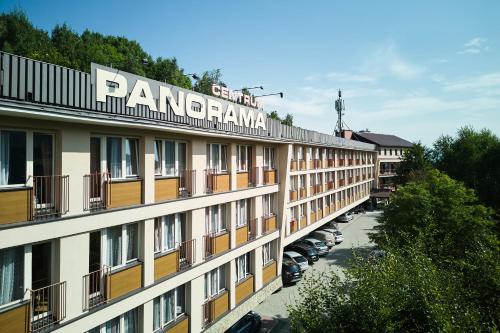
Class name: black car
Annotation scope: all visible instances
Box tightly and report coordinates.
[285,243,319,264]
[282,257,302,284]
[226,311,261,333]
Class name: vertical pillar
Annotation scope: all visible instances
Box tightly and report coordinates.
[142,300,154,333]
[253,247,263,291]
[57,233,89,322]
[142,135,155,204]
[189,276,205,333]
[230,143,237,191]
[228,259,236,309]
[255,144,263,186]
[254,195,263,238]
[141,219,155,287]
[276,144,291,268]
[60,128,90,216]
[229,201,236,249]
[190,208,205,264]
[191,139,207,197]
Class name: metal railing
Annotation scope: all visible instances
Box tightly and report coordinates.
[178,239,196,270]
[179,169,196,197]
[83,172,110,211]
[203,232,228,259]
[262,214,276,234]
[203,299,213,326]
[248,217,258,240]
[263,167,278,185]
[29,281,66,333]
[32,175,69,220]
[204,169,230,194]
[83,266,111,310]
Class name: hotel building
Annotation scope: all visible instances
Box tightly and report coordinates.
[0,52,376,333]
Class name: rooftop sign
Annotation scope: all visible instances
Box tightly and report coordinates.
[93,64,267,130]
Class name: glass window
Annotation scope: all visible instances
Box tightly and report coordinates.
[0,131,26,186]
[0,246,24,305]
[154,140,162,175]
[106,223,139,268]
[205,205,226,234]
[107,137,122,178]
[236,253,251,281]
[263,242,273,264]
[236,199,249,227]
[107,226,122,267]
[178,142,186,172]
[154,214,184,253]
[264,147,275,169]
[263,194,274,216]
[125,138,139,176]
[125,223,138,262]
[165,141,176,176]
[123,308,138,333]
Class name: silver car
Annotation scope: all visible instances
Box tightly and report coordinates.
[283,251,309,272]
[299,238,329,256]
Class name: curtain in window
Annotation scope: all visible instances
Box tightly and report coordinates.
[153,297,161,330]
[154,219,161,252]
[220,205,226,230]
[218,266,225,291]
[125,139,138,176]
[107,226,122,267]
[211,270,218,296]
[175,214,183,245]
[164,216,175,250]
[176,286,185,317]
[211,145,219,171]
[0,132,9,185]
[105,317,120,333]
[126,224,138,261]
[154,141,162,175]
[123,309,137,333]
[178,143,186,172]
[164,290,174,323]
[165,141,175,176]
[0,247,23,305]
[107,138,122,178]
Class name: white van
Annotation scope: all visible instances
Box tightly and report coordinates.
[309,230,336,248]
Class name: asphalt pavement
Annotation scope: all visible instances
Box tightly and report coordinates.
[254,211,381,332]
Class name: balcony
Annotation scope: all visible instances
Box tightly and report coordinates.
[290,160,297,171]
[299,187,306,199]
[263,168,278,185]
[299,159,306,170]
[289,189,298,201]
[339,179,345,187]
[309,186,314,196]
[314,184,322,194]
[313,159,322,169]
[324,206,330,216]
[205,169,231,193]
[356,159,361,166]
[203,290,229,327]
[299,215,307,229]
[0,301,30,332]
[29,281,66,333]
[308,160,314,170]
[155,170,196,202]
[163,315,189,333]
[153,239,196,281]
[262,260,277,286]
[236,167,259,190]
[338,159,345,167]
[317,209,323,220]
[83,266,111,310]
[0,186,33,225]
[262,215,277,234]
[235,275,254,305]
[108,262,143,300]
[327,181,334,190]
[83,173,143,210]
[348,177,353,185]
[203,232,230,258]
[327,159,335,167]
[348,159,354,166]
[235,224,249,246]
[310,211,316,223]
[289,219,298,234]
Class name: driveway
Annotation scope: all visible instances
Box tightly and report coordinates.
[254,211,380,332]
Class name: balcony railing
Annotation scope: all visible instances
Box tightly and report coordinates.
[262,214,277,234]
[83,266,111,310]
[179,169,197,197]
[32,175,69,220]
[203,232,230,258]
[83,172,110,211]
[205,169,231,193]
[327,159,335,167]
[263,168,278,185]
[29,281,66,333]
[248,217,258,240]
[178,239,196,270]
[203,290,229,327]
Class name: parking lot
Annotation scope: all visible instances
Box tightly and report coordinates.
[254,211,380,332]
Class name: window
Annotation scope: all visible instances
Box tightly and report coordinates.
[205,266,226,299]
[154,214,185,253]
[395,149,398,156]
[291,206,298,221]
[153,285,186,332]
[107,137,139,179]
[236,253,251,282]
[300,203,306,217]
[299,175,305,188]
[0,130,26,186]
[236,145,252,171]
[206,143,228,172]
[311,200,317,212]
[314,148,320,159]
[0,247,24,306]
[384,148,387,155]
[205,205,227,234]
[87,308,139,333]
[262,242,274,264]
[297,146,303,160]
[263,194,275,216]
[236,199,250,227]
[263,147,275,169]
[104,223,139,269]
[155,140,187,177]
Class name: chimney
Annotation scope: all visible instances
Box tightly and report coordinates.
[341,130,353,139]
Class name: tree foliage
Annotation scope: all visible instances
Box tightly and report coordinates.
[267,110,294,126]
[193,69,224,95]
[395,142,432,184]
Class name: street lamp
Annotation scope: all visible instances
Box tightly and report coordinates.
[254,92,284,99]
[233,86,264,92]
[185,73,200,80]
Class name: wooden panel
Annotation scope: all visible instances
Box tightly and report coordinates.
[309,186,314,196]
[0,188,32,225]
[154,250,179,281]
[290,160,297,171]
[264,216,277,232]
[165,316,189,333]
[324,206,330,216]
[300,216,307,229]
[235,226,248,246]
[109,263,142,299]
[290,190,297,201]
[214,174,230,192]
[299,188,306,199]
[235,275,254,304]
[0,302,29,333]
[212,291,229,321]
[212,232,230,255]
[308,161,314,169]
[317,209,323,220]
[290,220,298,233]
[108,180,142,208]
[299,160,306,170]
[310,212,316,223]
[262,261,277,285]
[263,170,276,184]
[155,178,179,202]
[237,172,249,189]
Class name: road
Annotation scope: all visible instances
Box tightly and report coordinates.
[254,211,380,332]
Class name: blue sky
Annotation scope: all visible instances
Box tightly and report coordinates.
[1,1,499,144]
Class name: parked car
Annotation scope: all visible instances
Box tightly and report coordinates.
[318,227,343,244]
[336,212,353,222]
[333,230,344,243]
[226,311,261,333]
[285,244,319,264]
[281,257,302,284]
[310,230,336,248]
[354,206,366,214]
[297,238,329,256]
[283,251,309,272]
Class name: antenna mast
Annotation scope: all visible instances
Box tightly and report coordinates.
[335,89,345,136]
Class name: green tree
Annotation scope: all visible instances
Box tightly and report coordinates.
[193,69,224,95]
[395,142,432,185]
[282,113,293,126]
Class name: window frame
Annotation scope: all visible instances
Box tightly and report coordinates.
[263,147,275,169]
[154,214,184,254]
[236,252,251,282]
[205,204,227,234]
[0,129,28,188]
[154,139,188,177]
[206,143,228,173]
[153,285,186,332]
[102,222,140,270]
[236,145,252,172]
[262,241,274,265]
[205,266,226,300]
[236,199,251,227]
[263,194,275,217]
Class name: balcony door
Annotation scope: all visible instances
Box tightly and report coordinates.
[33,133,54,208]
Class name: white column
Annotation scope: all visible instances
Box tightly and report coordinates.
[228,259,236,309]
[60,128,90,216]
[142,135,155,204]
[142,300,154,333]
[189,276,205,333]
[57,233,89,322]
[191,139,207,197]
[229,201,236,249]
[141,219,155,287]
[276,144,291,267]
[253,247,263,291]
[230,143,237,191]
[190,208,205,264]
[254,196,263,238]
